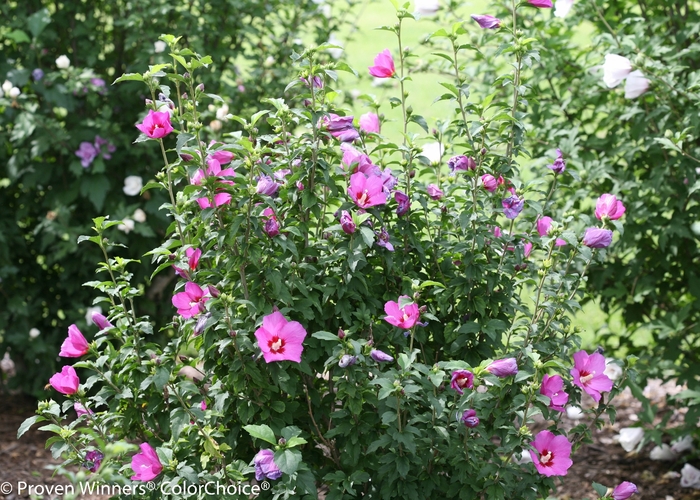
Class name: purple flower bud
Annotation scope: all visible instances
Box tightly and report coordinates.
[256,175,279,196]
[207,285,220,298]
[582,227,613,248]
[180,153,194,162]
[376,227,394,252]
[32,68,44,81]
[194,312,211,336]
[340,210,356,234]
[394,190,410,216]
[471,14,502,29]
[339,355,357,368]
[264,217,280,238]
[296,181,304,191]
[502,195,525,219]
[370,349,394,363]
[547,149,566,174]
[338,328,345,339]
[612,481,637,500]
[196,83,205,92]
[92,313,113,331]
[485,358,518,377]
[427,184,443,200]
[459,409,480,428]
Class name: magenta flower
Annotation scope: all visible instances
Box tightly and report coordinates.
[348,172,387,209]
[376,227,394,251]
[448,155,476,173]
[502,195,525,219]
[582,227,613,249]
[254,311,307,363]
[492,226,502,238]
[547,149,566,174]
[450,370,474,395]
[595,193,626,220]
[394,190,410,216]
[256,175,279,196]
[340,210,356,234]
[130,443,163,481]
[481,174,501,192]
[75,142,98,168]
[540,374,569,412]
[370,349,394,363]
[458,409,479,428]
[91,312,113,330]
[570,350,613,402]
[84,450,103,473]
[253,449,283,481]
[529,430,573,476]
[186,248,201,270]
[49,366,80,395]
[264,217,280,238]
[322,114,359,142]
[427,184,443,200]
[471,14,501,29]
[485,358,518,377]
[359,112,380,133]
[612,481,638,500]
[135,109,173,139]
[197,193,232,209]
[74,402,93,417]
[537,216,567,246]
[384,296,420,329]
[172,282,209,318]
[59,324,89,357]
[526,0,553,7]
[209,149,234,165]
[368,49,396,78]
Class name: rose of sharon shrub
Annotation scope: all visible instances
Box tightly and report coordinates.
[21,8,637,498]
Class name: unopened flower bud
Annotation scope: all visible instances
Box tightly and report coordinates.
[196,83,205,92]
[338,328,345,339]
[278,438,286,446]
[169,254,176,260]
[207,285,220,298]
[480,147,487,156]
[419,305,427,314]
[180,153,194,162]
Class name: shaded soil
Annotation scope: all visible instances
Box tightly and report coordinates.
[1,386,698,499]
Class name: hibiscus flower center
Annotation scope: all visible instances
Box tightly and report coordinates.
[401,312,410,322]
[457,376,468,388]
[358,190,369,206]
[579,371,594,384]
[539,450,553,466]
[269,336,285,354]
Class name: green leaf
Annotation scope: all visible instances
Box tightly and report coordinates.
[112,73,145,85]
[243,424,277,445]
[7,29,31,44]
[17,415,44,439]
[80,175,111,212]
[27,8,51,39]
[285,436,307,448]
[359,226,375,248]
[312,331,339,341]
[176,133,194,156]
[273,449,302,475]
[591,482,608,497]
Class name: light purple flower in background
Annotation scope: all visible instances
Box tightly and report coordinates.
[340,210,356,234]
[485,358,518,377]
[547,149,566,174]
[612,481,638,500]
[502,195,525,219]
[256,175,279,196]
[471,14,501,29]
[526,0,553,7]
[32,69,44,81]
[94,136,116,159]
[448,155,476,173]
[359,112,380,134]
[253,449,283,481]
[90,78,106,88]
[459,409,479,428]
[582,227,613,248]
[75,142,98,168]
[322,114,359,142]
[427,184,443,200]
[339,354,357,368]
[273,169,292,181]
[376,227,394,251]
[370,349,394,363]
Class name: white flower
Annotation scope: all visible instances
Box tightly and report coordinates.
[56,55,71,69]
[117,218,135,234]
[2,80,12,94]
[85,306,102,325]
[414,0,440,16]
[29,328,40,339]
[421,142,444,164]
[554,0,574,18]
[215,103,229,121]
[8,87,20,98]
[617,427,644,452]
[513,451,533,464]
[603,54,632,88]
[565,406,585,420]
[263,56,275,68]
[132,208,147,223]
[681,463,700,488]
[650,443,678,461]
[326,33,343,60]
[154,40,167,53]
[209,119,222,132]
[320,4,332,18]
[604,358,623,381]
[671,435,694,454]
[123,175,143,196]
[0,352,15,377]
[624,70,650,99]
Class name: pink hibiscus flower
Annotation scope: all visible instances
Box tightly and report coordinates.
[172,282,209,318]
[254,311,308,363]
[384,296,420,329]
[570,350,613,402]
[529,430,573,477]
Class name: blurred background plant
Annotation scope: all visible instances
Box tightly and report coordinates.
[0,0,344,395]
